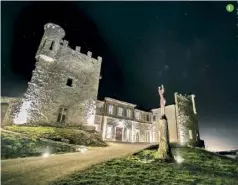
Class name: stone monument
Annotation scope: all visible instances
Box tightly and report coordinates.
[157,85,174,161]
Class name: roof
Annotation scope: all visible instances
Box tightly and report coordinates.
[104,97,137,107]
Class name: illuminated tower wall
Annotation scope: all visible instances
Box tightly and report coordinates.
[14,23,102,126]
[174,92,200,146]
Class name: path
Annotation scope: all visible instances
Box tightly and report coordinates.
[2,142,153,185]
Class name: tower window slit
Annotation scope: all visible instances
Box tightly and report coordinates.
[66,78,73,87]
[41,40,46,48]
[50,41,54,50]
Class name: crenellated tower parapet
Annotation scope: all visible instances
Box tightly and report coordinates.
[36,23,102,66]
[59,41,102,66]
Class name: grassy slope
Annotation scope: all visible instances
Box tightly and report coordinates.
[1,131,76,159]
[2,125,107,159]
[52,147,238,185]
[4,125,107,147]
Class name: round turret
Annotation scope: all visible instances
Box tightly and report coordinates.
[36,23,66,61]
[43,23,65,38]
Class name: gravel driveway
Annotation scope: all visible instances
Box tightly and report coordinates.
[2,142,153,185]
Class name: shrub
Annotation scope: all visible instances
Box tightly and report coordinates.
[4,125,107,147]
[1,132,76,159]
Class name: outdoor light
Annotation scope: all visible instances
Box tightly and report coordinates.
[174,155,184,164]
[86,101,96,125]
[87,115,95,125]
[13,100,31,124]
[76,146,88,153]
[42,152,50,158]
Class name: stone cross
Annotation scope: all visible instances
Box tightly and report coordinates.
[158,85,166,116]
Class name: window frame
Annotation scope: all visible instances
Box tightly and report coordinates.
[135,111,140,120]
[57,107,68,123]
[126,109,131,117]
[66,78,73,87]
[118,107,123,116]
[108,105,114,114]
[153,115,156,121]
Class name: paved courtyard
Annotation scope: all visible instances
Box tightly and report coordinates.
[2,142,153,185]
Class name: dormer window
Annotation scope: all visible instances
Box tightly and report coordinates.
[118,107,123,116]
[66,78,73,87]
[135,112,140,120]
[153,115,156,121]
[108,105,113,114]
[127,109,131,117]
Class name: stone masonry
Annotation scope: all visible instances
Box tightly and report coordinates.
[174,93,200,146]
[13,23,102,126]
[0,23,204,147]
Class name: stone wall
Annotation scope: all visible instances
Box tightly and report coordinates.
[175,93,200,146]
[1,97,21,126]
[13,23,102,126]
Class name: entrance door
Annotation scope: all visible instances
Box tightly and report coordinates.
[146,132,150,143]
[115,127,123,141]
[136,132,140,142]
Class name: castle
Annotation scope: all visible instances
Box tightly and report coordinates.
[1,23,204,147]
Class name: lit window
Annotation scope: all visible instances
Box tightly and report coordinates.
[108,105,113,114]
[118,107,123,116]
[189,130,193,139]
[127,109,131,117]
[135,112,140,120]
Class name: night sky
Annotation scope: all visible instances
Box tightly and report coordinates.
[2,2,238,151]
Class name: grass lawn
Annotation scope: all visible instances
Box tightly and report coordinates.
[51,147,238,185]
[1,131,76,159]
[4,125,107,147]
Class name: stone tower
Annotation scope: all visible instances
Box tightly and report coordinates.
[174,92,200,146]
[14,23,102,126]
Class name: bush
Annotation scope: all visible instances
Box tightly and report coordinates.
[1,132,76,159]
[4,125,107,147]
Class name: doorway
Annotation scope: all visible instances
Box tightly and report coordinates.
[136,132,140,142]
[115,127,123,141]
[146,132,150,143]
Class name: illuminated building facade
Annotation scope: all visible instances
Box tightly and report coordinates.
[1,23,204,147]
